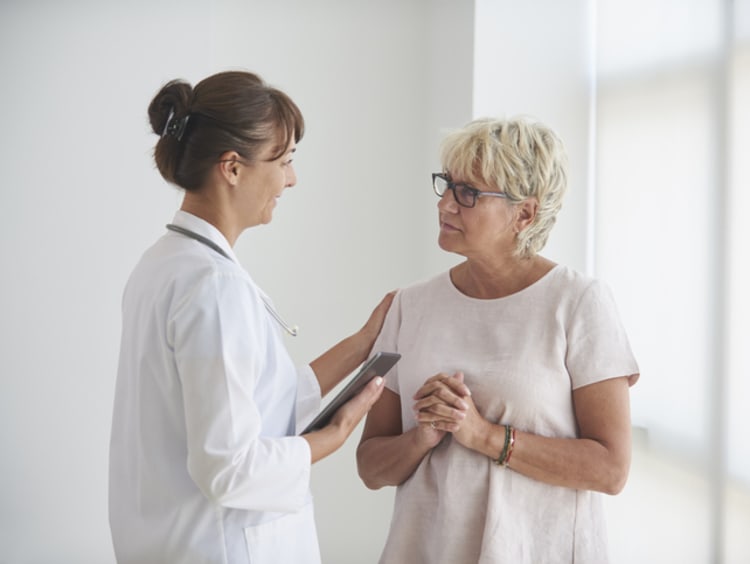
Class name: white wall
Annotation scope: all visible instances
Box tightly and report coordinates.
[0,1,589,562]
[473,0,593,272]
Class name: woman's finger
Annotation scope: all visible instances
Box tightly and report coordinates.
[413,372,471,400]
[414,385,469,411]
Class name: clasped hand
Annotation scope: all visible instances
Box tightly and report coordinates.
[412,372,486,450]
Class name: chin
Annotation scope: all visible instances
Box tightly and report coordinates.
[437,233,456,252]
[260,208,275,225]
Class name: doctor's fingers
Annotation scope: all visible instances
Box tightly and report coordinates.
[361,291,397,334]
[332,377,385,433]
[353,376,388,411]
[352,376,386,411]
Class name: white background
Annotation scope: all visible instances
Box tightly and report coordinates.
[1,1,747,562]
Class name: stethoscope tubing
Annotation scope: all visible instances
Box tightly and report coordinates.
[165,224,299,336]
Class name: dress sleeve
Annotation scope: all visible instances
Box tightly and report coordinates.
[170,270,311,512]
[565,279,640,390]
[370,290,403,394]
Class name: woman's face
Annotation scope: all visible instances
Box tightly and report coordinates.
[237,138,298,227]
[436,173,517,260]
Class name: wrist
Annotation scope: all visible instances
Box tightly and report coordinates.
[304,424,346,464]
[351,328,376,362]
[464,416,494,454]
[329,420,350,444]
[411,425,441,451]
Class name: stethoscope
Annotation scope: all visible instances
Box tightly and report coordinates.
[166,224,299,337]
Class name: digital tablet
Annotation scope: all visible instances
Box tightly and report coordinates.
[301,351,401,434]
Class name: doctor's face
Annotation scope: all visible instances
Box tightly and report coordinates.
[238,138,298,227]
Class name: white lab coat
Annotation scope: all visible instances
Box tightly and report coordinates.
[109,211,322,564]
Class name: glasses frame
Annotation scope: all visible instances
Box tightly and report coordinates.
[432,172,508,208]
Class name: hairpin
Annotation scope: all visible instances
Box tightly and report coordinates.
[161,108,190,141]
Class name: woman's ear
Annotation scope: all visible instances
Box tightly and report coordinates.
[217,151,242,185]
[515,198,539,233]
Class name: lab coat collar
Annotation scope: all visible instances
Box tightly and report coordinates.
[170,210,240,264]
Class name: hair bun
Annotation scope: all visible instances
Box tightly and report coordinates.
[148,79,193,136]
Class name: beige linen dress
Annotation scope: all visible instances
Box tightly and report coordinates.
[371,265,639,564]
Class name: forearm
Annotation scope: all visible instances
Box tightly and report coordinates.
[302,425,347,464]
[311,291,395,396]
[310,331,372,396]
[510,430,630,494]
[356,428,433,490]
[467,424,631,495]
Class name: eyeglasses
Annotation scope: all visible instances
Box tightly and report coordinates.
[432,172,508,208]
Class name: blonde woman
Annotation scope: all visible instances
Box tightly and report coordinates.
[357,117,639,564]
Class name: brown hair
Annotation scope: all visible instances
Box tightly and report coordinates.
[148,71,304,191]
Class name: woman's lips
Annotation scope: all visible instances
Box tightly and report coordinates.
[440,220,460,232]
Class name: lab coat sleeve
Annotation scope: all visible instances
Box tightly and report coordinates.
[170,269,311,513]
[295,364,322,435]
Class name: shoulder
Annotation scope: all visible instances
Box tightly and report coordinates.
[531,265,625,327]
[143,236,259,310]
[543,266,628,335]
[547,264,595,290]
[543,264,609,302]
[377,272,451,333]
[396,271,452,305]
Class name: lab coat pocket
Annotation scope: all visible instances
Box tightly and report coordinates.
[243,502,321,564]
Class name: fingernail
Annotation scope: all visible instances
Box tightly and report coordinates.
[374,376,383,386]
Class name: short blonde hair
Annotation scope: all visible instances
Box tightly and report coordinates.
[440,117,568,257]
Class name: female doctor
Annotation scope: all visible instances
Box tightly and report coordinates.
[109,70,393,564]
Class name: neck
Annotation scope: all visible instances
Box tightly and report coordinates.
[180,191,241,246]
[451,255,554,299]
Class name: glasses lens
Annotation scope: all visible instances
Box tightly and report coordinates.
[455,185,477,207]
[433,174,448,196]
[433,174,478,207]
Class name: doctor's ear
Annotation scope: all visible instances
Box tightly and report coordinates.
[217,151,242,183]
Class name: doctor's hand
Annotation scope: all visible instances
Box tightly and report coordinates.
[311,291,395,397]
[331,375,386,436]
[358,291,396,348]
[303,376,385,464]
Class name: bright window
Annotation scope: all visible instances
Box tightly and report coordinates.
[596,0,750,561]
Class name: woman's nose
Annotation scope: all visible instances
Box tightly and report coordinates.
[437,189,458,213]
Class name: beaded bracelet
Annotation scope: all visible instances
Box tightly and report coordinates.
[495,424,516,466]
